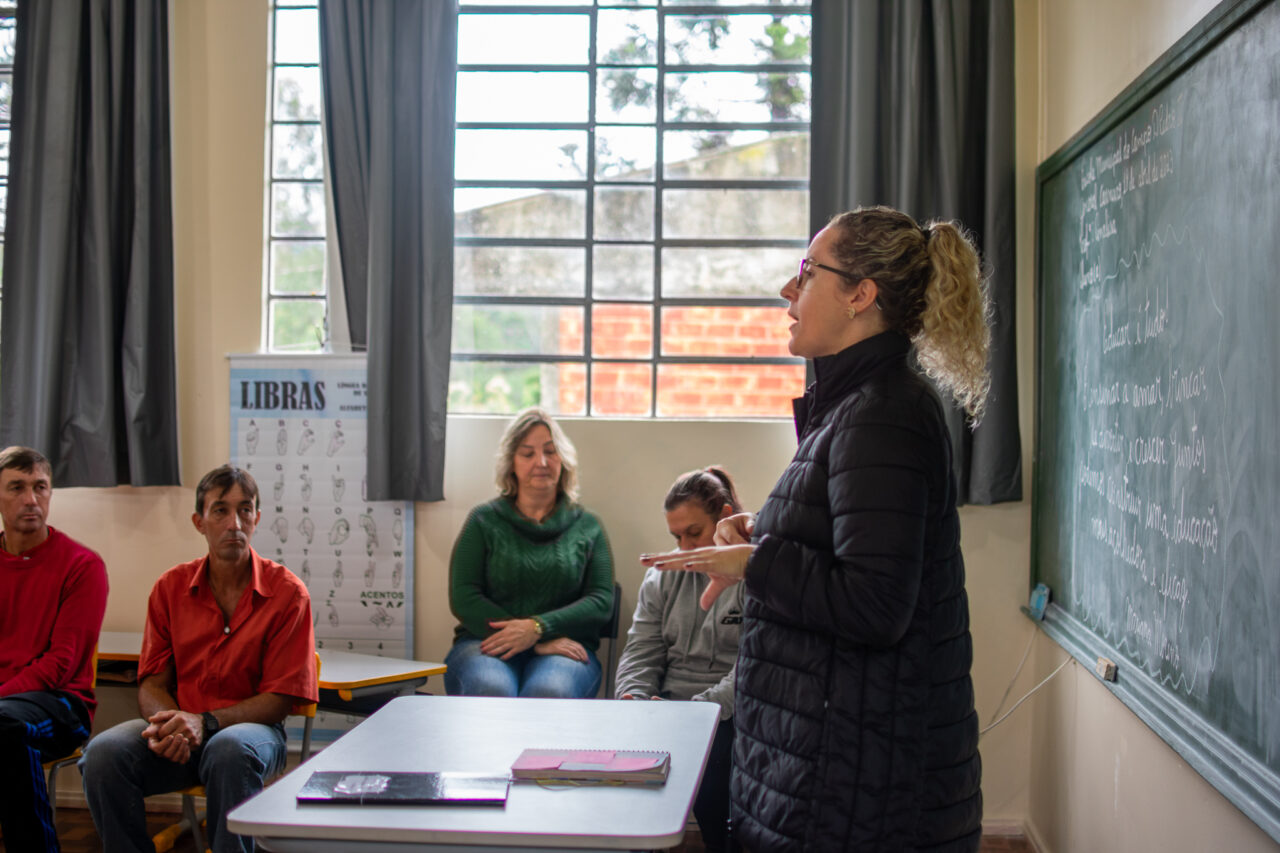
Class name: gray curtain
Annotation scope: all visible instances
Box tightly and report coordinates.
[811,0,1021,505]
[0,0,179,487]
[319,0,456,502]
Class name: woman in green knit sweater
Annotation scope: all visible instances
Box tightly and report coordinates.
[444,408,614,698]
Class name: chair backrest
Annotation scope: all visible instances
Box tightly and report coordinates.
[601,582,622,699]
[601,582,622,641]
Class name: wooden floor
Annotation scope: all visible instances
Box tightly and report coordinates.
[0,809,200,853]
[12,808,1035,852]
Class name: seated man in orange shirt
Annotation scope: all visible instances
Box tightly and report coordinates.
[81,465,317,853]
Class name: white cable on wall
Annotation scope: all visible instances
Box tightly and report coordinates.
[980,654,1075,738]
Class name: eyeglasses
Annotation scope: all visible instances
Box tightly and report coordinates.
[798,257,861,287]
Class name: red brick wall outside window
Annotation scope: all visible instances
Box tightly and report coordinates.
[559,305,805,417]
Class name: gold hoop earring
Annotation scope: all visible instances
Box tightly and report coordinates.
[846,306,857,320]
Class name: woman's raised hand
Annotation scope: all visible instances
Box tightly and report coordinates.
[534,636,588,662]
[481,618,540,660]
[714,511,756,545]
[639,543,754,610]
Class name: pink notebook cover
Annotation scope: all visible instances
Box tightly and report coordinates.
[511,748,667,775]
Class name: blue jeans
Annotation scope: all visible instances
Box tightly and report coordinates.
[80,718,286,853]
[0,691,91,853]
[444,638,602,698]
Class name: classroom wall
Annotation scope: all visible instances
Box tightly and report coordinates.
[1026,0,1280,850]
[43,1,1261,843]
[36,0,1043,823]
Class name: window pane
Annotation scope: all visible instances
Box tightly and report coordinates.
[592,303,652,358]
[596,68,658,123]
[272,124,324,179]
[666,15,811,66]
[457,72,588,123]
[458,14,589,65]
[274,66,322,121]
[663,189,807,239]
[594,186,653,241]
[456,188,586,239]
[665,71,811,124]
[657,363,804,418]
[662,247,795,298]
[453,305,583,356]
[463,0,650,4]
[595,126,655,180]
[274,9,320,64]
[270,299,326,352]
[661,306,789,357]
[0,128,8,161]
[663,0,803,5]
[591,362,652,416]
[270,240,326,296]
[598,9,657,65]
[593,245,653,300]
[272,182,326,237]
[456,130,588,181]
[0,73,11,122]
[448,361,587,416]
[0,19,14,65]
[455,246,585,297]
[664,130,808,180]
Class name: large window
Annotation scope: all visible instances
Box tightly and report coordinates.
[266,1,811,418]
[266,1,327,352]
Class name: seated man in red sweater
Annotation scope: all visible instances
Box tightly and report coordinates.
[81,464,317,853]
[0,446,109,853]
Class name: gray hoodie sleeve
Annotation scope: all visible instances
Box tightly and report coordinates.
[691,662,736,720]
[612,568,667,699]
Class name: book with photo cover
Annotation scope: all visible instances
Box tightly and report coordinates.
[296,771,510,806]
[510,748,670,785]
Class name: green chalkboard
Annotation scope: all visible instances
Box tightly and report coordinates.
[1033,0,1280,840]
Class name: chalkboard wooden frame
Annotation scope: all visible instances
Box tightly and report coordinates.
[1033,0,1280,841]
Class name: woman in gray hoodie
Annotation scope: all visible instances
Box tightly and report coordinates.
[615,466,744,853]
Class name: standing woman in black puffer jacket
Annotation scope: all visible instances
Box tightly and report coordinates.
[642,206,990,853]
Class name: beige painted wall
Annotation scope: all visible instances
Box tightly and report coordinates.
[34,0,1041,826]
[38,0,1042,823]
[47,2,1277,847]
[1027,0,1279,850]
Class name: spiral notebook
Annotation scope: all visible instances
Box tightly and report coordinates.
[296,771,510,806]
[510,748,670,785]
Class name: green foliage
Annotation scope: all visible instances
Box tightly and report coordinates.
[448,364,546,414]
[272,242,326,295]
[271,300,327,352]
[454,305,561,355]
[754,18,810,121]
[597,14,809,161]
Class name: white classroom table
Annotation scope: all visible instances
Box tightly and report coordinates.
[228,695,720,852]
[97,630,144,662]
[93,632,444,703]
[316,649,447,705]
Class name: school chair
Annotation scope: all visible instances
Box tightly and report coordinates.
[43,644,97,823]
[600,582,623,699]
[152,655,319,853]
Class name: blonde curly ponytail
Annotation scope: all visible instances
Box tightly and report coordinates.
[917,221,992,424]
[827,207,992,424]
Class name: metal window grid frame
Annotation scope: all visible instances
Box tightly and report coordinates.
[264,1,813,417]
[265,0,327,352]
[455,2,811,417]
